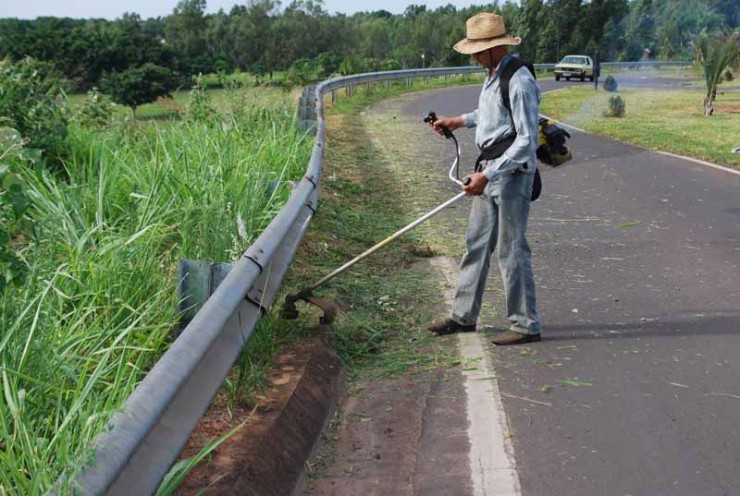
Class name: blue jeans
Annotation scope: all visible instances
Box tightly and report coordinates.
[451,170,540,334]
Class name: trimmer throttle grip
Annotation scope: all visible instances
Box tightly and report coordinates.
[463,177,471,186]
[424,111,453,139]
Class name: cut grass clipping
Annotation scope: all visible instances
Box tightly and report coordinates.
[285,78,470,378]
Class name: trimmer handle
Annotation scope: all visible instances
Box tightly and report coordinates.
[423,111,453,139]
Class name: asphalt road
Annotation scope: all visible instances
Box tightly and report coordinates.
[402,74,740,496]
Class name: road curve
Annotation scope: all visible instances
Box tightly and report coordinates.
[401,74,740,496]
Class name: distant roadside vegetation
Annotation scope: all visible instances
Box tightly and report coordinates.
[0,0,736,95]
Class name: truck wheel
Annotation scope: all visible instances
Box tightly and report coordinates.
[589,75,594,82]
[555,74,560,81]
[580,74,585,82]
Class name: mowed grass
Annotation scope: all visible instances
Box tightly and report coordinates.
[540,85,740,167]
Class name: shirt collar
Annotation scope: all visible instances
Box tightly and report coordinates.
[484,53,514,89]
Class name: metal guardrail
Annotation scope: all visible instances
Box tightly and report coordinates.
[58,59,691,495]
[603,60,692,69]
[535,60,691,72]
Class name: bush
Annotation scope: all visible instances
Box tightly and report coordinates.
[339,56,374,76]
[286,58,317,87]
[75,87,116,127]
[603,74,618,92]
[604,95,626,117]
[723,68,734,81]
[0,127,34,292]
[379,59,402,71]
[186,74,216,123]
[0,57,69,168]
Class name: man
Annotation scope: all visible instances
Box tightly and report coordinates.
[427,12,541,345]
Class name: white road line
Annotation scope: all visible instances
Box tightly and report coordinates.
[654,150,740,176]
[459,334,521,496]
[430,257,521,496]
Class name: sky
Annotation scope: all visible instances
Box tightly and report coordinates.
[0,0,492,20]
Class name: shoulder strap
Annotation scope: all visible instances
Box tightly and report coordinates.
[499,57,542,202]
[500,57,536,115]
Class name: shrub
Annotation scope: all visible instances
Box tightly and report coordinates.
[75,87,116,127]
[186,74,216,122]
[604,95,626,117]
[723,68,734,81]
[0,57,69,168]
[0,127,34,292]
[286,58,317,87]
[603,74,618,92]
[379,59,402,71]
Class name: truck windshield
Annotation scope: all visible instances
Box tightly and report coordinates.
[562,56,586,64]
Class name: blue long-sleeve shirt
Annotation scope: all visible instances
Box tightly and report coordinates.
[461,54,542,179]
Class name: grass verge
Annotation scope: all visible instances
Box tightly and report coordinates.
[540,86,740,167]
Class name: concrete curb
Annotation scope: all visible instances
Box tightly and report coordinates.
[206,339,343,496]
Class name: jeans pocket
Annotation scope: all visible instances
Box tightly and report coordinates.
[499,171,531,200]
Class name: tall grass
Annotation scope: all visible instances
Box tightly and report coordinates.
[0,93,310,494]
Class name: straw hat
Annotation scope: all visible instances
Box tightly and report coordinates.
[453,12,521,54]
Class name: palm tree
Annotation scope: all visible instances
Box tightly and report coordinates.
[692,30,740,116]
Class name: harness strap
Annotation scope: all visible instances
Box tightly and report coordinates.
[475,135,516,173]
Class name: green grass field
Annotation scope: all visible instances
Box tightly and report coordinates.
[540,86,740,167]
[67,83,297,120]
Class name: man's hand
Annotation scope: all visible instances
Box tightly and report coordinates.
[462,172,487,196]
[430,115,464,135]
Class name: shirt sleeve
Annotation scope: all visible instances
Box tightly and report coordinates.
[483,68,541,180]
[462,110,478,128]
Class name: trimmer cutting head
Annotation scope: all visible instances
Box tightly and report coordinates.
[282,290,338,325]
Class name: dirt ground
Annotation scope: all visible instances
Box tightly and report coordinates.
[175,337,335,495]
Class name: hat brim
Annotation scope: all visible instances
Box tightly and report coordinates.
[453,36,521,55]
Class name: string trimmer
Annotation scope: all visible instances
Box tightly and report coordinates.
[282,112,470,325]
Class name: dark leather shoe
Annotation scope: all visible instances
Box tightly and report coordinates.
[428,318,476,336]
[491,331,541,346]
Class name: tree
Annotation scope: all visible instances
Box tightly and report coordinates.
[516,0,546,61]
[577,0,629,59]
[102,63,178,117]
[655,0,723,59]
[620,0,656,60]
[165,0,209,75]
[693,30,740,115]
